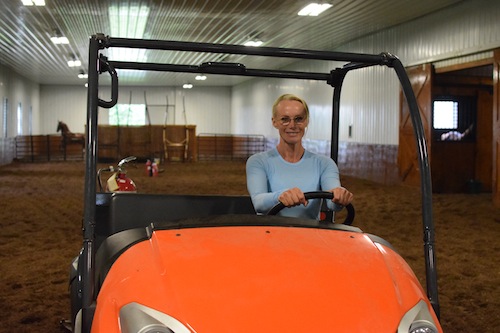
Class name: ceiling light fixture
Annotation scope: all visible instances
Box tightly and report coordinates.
[22,0,45,6]
[195,75,207,81]
[67,60,81,67]
[298,3,333,16]
[50,29,69,44]
[182,83,193,89]
[67,55,81,67]
[78,71,88,79]
[51,36,69,44]
[244,39,263,47]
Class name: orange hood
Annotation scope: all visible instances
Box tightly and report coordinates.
[93,225,430,332]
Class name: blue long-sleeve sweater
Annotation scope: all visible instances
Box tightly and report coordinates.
[246,148,341,219]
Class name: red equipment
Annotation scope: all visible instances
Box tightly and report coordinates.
[145,158,159,177]
[97,156,137,193]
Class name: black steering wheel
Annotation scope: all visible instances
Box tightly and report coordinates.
[266,191,355,225]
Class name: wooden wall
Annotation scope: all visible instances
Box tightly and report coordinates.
[432,142,476,193]
[197,134,265,161]
[98,125,197,162]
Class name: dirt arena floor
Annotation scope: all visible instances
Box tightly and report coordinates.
[0,159,499,332]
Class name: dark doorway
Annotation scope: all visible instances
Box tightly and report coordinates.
[432,63,493,193]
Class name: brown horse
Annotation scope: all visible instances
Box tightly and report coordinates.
[57,121,85,149]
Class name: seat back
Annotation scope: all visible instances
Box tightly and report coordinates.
[103,193,254,237]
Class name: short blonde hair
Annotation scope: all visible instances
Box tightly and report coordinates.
[272,94,309,119]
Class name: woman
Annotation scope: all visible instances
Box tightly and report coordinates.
[246,93,353,219]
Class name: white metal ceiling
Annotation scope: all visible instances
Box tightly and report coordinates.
[0,0,465,86]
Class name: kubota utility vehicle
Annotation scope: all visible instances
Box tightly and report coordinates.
[68,34,441,333]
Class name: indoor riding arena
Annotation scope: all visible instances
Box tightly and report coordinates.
[0,159,499,332]
[2,1,500,333]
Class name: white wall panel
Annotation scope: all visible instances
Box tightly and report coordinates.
[339,0,500,66]
[231,77,333,141]
[232,0,500,146]
[182,87,232,134]
[232,60,399,145]
[39,85,232,135]
[40,85,87,134]
[433,51,493,70]
[340,67,399,145]
[0,64,40,136]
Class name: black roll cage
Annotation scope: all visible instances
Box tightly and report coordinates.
[82,33,438,332]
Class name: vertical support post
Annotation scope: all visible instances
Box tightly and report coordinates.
[80,35,101,333]
[215,134,218,161]
[63,138,67,161]
[46,135,50,161]
[329,69,347,162]
[392,58,439,318]
[30,135,34,162]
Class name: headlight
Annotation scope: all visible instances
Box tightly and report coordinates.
[119,302,193,333]
[398,300,440,333]
[409,320,438,333]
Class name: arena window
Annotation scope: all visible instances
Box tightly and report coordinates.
[432,96,476,142]
[109,104,146,126]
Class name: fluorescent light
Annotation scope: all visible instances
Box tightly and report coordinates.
[298,3,332,16]
[50,36,69,44]
[67,59,81,67]
[109,4,149,38]
[183,83,193,89]
[22,0,45,6]
[109,48,148,62]
[244,40,263,47]
[108,4,150,61]
[78,72,88,79]
[195,75,207,81]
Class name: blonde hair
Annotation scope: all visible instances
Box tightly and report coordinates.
[272,94,309,120]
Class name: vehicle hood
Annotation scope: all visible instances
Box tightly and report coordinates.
[94,224,427,332]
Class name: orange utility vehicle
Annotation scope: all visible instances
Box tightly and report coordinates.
[68,34,441,333]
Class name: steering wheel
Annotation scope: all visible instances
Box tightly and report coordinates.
[266,191,355,225]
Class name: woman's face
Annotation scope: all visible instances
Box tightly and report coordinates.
[272,99,309,145]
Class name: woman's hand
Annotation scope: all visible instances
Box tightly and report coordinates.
[330,187,354,206]
[278,187,308,207]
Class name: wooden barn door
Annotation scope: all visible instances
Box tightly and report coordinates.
[398,64,433,186]
[493,50,500,206]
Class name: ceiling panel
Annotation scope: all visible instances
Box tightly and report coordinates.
[0,0,465,86]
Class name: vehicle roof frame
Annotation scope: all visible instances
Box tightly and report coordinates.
[81,33,437,333]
